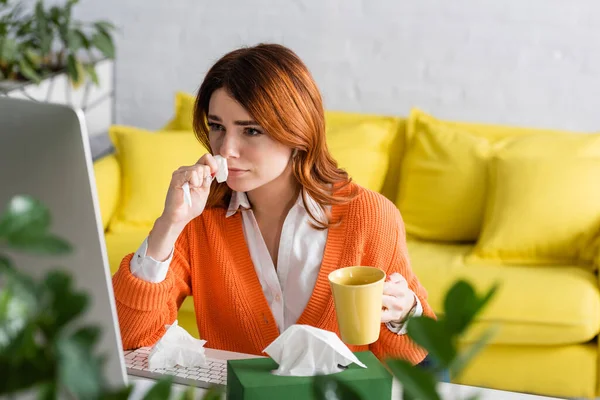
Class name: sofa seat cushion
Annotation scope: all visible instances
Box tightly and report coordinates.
[407,239,600,345]
[104,230,196,317]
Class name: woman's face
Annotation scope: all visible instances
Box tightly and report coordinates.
[208,88,293,193]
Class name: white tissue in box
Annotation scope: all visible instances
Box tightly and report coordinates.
[214,155,228,183]
[148,320,207,369]
[263,324,367,376]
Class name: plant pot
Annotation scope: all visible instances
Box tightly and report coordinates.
[0,59,114,139]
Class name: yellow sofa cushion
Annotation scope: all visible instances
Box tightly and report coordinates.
[162,91,196,131]
[325,111,400,192]
[108,125,209,232]
[458,343,597,399]
[469,133,600,267]
[408,239,600,345]
[93,154,121,230]
[397,109,494,241]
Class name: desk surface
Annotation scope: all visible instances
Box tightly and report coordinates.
[127,348,563,400]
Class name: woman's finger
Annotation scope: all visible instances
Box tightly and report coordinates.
[389,272,405,284]
[381,308,401,323]
[382,294,402,311]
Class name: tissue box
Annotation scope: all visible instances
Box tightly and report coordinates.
[226,351,392,400]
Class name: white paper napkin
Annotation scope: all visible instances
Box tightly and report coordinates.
[263,325,367,376]
[214,155,228,183]
[147,320,207,369]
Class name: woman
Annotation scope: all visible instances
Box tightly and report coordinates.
[112,43,434,364]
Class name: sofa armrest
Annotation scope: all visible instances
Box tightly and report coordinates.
[93,154,121,231]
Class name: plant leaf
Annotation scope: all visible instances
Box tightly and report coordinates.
[85,63,99,85]
[443,280,498,337]
[34,1,52,55]
[38,271,88,336]
[92,30,115,59]
[0,195,50,238]
[94,21,116,34]
[99,384,134,399]
[141,377,173,400]
[75,28,90,49]
[17,57,40,83]
[0,37,18,63]
[7,233,72,255]
[449,325,500,380]
[312,375,362,400]
[406,317,456,367]
[66,53,81,86]
[197,385,223,400]
[56,332,103,400]
[177,385,196,400]
[387,359,441,400]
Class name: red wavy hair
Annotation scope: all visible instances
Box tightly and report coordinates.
[193,43,357,229]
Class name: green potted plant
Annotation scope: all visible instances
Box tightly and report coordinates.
[0,194,223,399]
[0,0,115,86]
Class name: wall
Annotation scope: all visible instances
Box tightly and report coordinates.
[73,0,600,132]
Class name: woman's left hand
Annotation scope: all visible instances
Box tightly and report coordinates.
[381,272,417,324]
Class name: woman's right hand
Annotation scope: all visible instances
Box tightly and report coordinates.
[161,153,220,226]
[146,154,220,262]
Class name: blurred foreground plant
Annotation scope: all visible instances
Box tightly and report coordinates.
[0,194,222,399]
[314,278,499,400]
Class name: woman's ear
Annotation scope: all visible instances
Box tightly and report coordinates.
[292,148,298,158]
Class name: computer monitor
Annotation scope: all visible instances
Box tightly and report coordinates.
[0,97,127,389]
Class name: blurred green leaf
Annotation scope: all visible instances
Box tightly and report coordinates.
[0,195,50,238]
[92,30,115,59]
[37,382,57,400]
[7,233,72,254]
[56,332,103,399]
[0,37,18,62]
[34,1,52,55]
[38,271,88,336]
[85,63,99,85]
[74,28,90,49]
[406,317,456,367]
[449,325,499,380]
[18,57,41,82]
[66,52,79,84]
[142,376,173,400]
[387,359,440,400]
[312,375,361,400]
[443,281,498,337]
[199,385,225,400]
[178,385,196,400]
[99,385,134,400]
[94,21,116,34]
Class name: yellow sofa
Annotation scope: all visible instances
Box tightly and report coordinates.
[94,93,600,399]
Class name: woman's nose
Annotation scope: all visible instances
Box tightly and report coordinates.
[218,132,239,158]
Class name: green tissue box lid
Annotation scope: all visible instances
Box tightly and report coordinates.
[226,351,392,400]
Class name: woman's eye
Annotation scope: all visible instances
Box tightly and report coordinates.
[208,122,225,132]
[244,127,263,136]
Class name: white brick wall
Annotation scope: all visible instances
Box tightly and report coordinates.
[72,0,600,132]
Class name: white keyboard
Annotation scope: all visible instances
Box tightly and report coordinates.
[124,347,227,389]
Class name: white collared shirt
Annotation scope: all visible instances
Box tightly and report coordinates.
[130,190,421,334]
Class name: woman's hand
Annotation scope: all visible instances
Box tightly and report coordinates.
[381,273,417,324]
[161,153,219,226]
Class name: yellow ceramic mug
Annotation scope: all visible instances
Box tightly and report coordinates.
[328,266,386,345]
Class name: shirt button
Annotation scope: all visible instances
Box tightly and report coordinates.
[275,294,281,302]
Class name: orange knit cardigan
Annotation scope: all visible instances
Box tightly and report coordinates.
[112,185,434,364]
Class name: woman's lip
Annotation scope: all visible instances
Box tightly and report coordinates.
[228,168,247,172]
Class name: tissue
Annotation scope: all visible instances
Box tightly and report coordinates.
[147,320,207,369]
[214,155,228,183]
[263,325,367,376]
